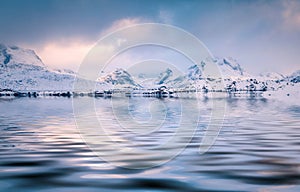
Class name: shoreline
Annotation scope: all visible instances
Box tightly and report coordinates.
[0,88,267,99]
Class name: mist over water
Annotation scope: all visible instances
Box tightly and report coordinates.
[1,97,300,191]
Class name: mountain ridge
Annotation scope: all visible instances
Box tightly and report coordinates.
[0,44,299,93]
[0,44,76,91]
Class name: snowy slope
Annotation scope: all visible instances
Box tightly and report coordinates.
[259,72,285,80]
[0,44,45,67]
[97,68,141,89]
[163,57,249,89]
[288,70,300,83]
[163,57,297,92]
[155,68,173,85]
[201,57,250,80]
[187,57,248,81]
[0,44,76,91]
[128,57,250,89]
[0,43,298,95]
[187,65,202,80]
[217,57,245,77]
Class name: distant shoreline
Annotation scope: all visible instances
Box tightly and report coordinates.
[0,88,268,99]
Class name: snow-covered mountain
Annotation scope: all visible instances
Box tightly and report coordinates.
[97,68,141,88]
[158,57,299,92]
[155,68,173,85]
[287,70,300,83]
[0,43,298,95]
[130,58,249,89]
[162,57,250,89]
[259,72,285,80]
[0,44,141,91]
[187,64,202,80]
[187,57,247,80]
[0,44,45,67]
[216,57,245,77]
[0,44,75,91]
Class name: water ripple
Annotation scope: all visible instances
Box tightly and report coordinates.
[0,97,300,191]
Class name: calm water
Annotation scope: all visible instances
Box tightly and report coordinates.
[1,96,300,192]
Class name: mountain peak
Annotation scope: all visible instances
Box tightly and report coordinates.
[0,44,45,67]
[208,57,247,79]
[221,57,244,75]
[187,64,202,80]
[156,68,173,85]
[97,68,141,88]
[187,57,246,80]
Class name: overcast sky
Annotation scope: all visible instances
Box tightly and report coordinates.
[0,0,299,75]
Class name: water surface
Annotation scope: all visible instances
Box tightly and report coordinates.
[1,97,300,192]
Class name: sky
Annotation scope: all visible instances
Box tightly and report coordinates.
[0,0,299,75]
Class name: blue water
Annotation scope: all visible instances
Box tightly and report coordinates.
[1,97,300,192]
